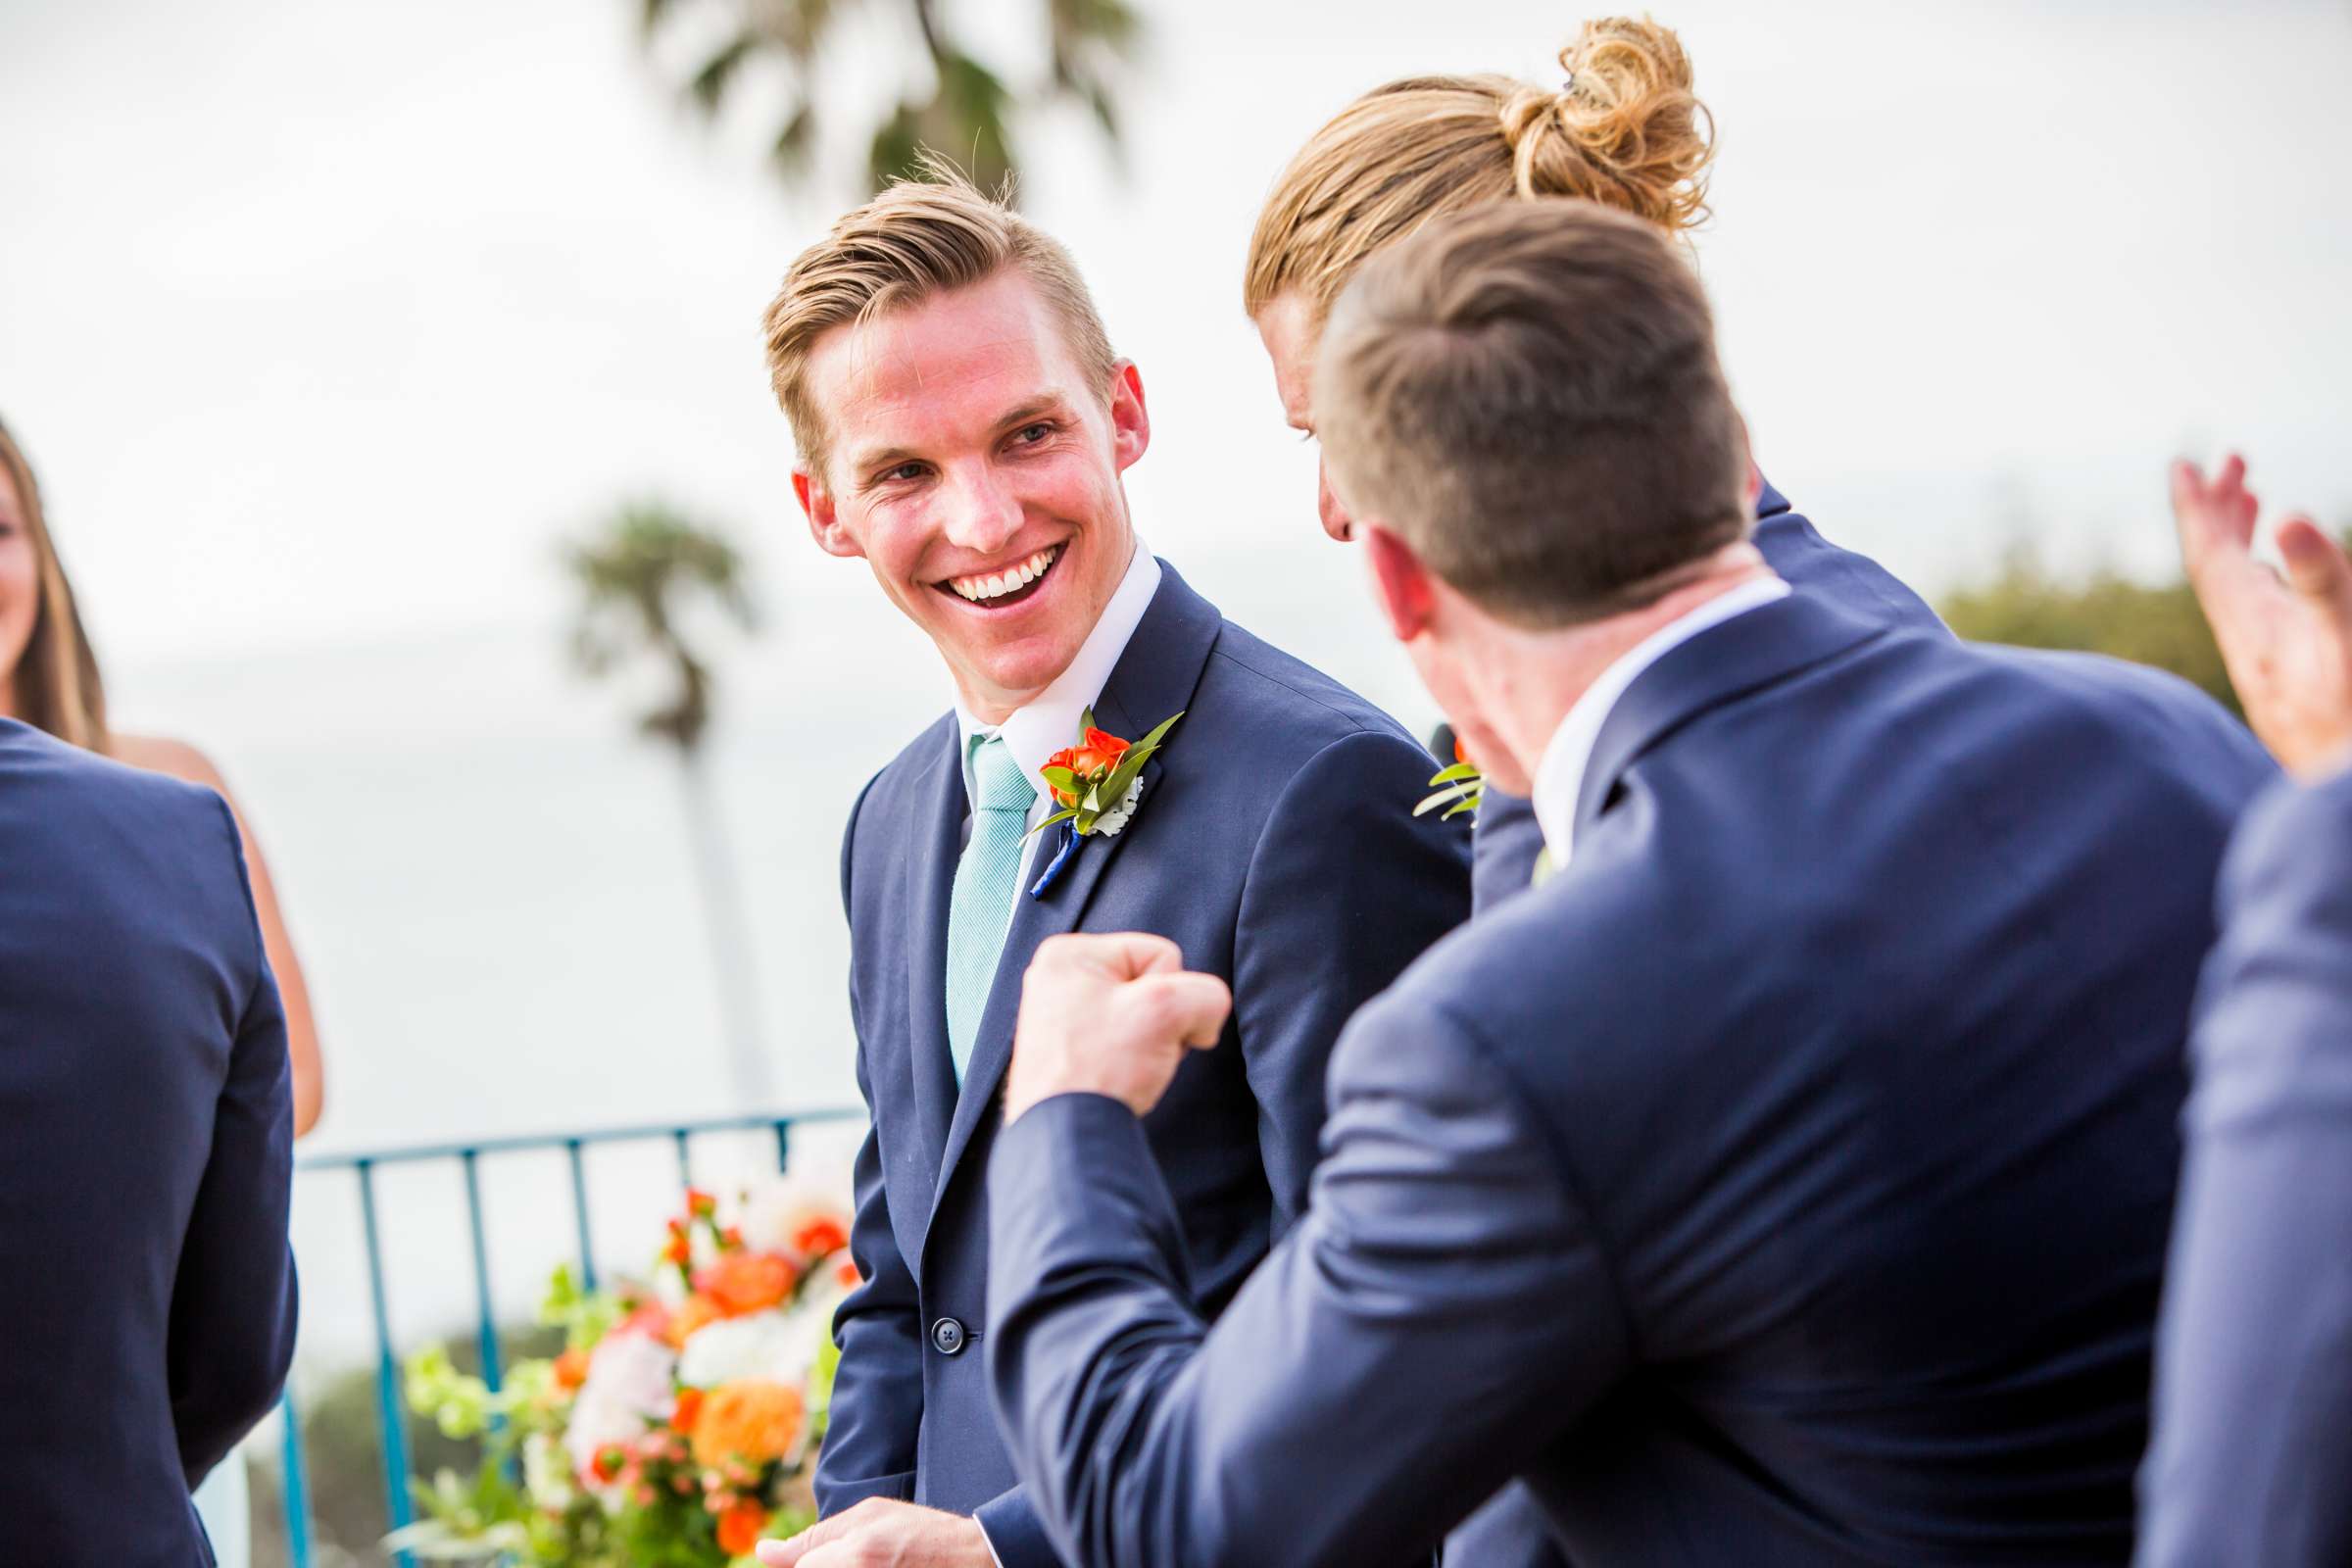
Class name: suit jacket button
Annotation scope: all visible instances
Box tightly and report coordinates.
[931,1316,966,1355]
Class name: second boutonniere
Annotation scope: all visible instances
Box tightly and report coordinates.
[1416,737,1484,821]
[1025,707,1184,897]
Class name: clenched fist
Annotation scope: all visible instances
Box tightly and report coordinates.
[1003,932,1233,1123]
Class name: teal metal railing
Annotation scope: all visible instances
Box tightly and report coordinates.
[277,1108,859,1567]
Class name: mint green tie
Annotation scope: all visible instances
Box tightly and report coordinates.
[944,734,1035,1083]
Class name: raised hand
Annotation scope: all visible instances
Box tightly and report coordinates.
[1004,932,1233,1123]
[2175,454,2352,778]
[755,1497,994,1568]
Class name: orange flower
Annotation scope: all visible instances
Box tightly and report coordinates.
[719,1225,745,1251]
[696,1250,797,1317]
[715,1498,771,1557]
[791,1215,850,1260]
[835,1256,861,1289]
[666,1293,723,1348]
[552,1347,591,1392]
[590,1445,627,1485]
[670,1386,706,1435]
[690,1379,805,1469]
[1043,727,1130,806]
[686,1188,717,1219]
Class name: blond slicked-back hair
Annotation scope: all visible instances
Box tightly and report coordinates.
[1246,17,1713,333]
[760,162,1117,479]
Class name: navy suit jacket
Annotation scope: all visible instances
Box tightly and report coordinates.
[986,592,2274,1568]
[0,719,297,1566]
[1469,477,1947,911]
[815,563,1470,1566]
[2138,765,2352,1565]
[1453,477,1946,1568]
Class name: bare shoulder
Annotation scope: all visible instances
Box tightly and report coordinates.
[112,732,232,795]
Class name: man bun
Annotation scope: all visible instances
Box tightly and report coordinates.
[1497,18,1713,233]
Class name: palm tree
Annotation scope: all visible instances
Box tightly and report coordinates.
[563,502,772,1106]
[638,0,1143,197]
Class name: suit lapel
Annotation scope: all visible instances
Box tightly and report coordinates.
[1574,591,1887,843]
[924,564,1224,1227]
[900,726,963,1194]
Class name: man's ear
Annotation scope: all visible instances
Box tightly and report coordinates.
[795,466,864,560]
[1362,523,1438,643]
[1107,360,1151,473]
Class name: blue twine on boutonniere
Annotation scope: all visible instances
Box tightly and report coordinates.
[1028,818,1082,900]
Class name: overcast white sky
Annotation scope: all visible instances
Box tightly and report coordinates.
[5,0,2348,670]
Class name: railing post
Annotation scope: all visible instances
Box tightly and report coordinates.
[673,1127,694,1192]
[460,1151,503,1396]
[773,1118,792,1174]
[565,1139,598,1292]
[356,1160,415,1567]
[277,1387,313,1568]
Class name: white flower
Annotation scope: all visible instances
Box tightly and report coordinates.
[564,1330,676,1486]
[522,1432,574,1511]
[677,1307,814,1390]
[735,1173,849,1262]
[1091,774,1146,837]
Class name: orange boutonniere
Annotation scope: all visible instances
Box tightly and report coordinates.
[1026,707,1184,897]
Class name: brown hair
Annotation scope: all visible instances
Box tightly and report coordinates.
[1314,200,1745,627]
[1246,17,1712,332]
[761,165,1118,479]
[0,416,109,751]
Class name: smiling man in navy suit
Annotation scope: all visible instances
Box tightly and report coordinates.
[752,173,1468,1568]
[980,202,2277,1567]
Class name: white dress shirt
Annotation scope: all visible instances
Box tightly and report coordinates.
[1530,574,1791,868]
[954,537,1162,911]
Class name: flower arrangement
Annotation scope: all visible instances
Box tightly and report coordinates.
[395,1176,857,1566]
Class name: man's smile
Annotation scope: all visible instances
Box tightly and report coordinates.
[936,542,1063,609]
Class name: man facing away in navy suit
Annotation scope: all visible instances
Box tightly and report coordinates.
[979,201,2278,1567]
[751,173,1469,1568]
[0,720,297,1565]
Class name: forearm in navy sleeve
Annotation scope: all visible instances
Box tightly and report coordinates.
[2140,771,2352,1567]
[987,999,1627,1568]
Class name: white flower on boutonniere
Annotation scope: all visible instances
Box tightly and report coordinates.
[1092,773,1146,836]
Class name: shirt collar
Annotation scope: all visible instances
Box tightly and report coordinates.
[1531,574,1791,866]
[956,538,1162,813]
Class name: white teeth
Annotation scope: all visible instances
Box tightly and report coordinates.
[950,545,1058,603]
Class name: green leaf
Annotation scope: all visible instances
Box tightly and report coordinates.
[1127,710,1184,753]
[1440,797,1481,820]
[1427,760,1482,786]
[1040,764,1079,793]
[1413,781,1478,818]
[1026,807,1079,837]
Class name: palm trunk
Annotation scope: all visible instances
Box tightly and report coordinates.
[675,744,772,1107]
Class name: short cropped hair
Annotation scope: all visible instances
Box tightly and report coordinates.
[760,169,1117,479]
[1314,200,1746,627]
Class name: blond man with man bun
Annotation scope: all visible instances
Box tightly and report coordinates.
[1241,18,1946,914]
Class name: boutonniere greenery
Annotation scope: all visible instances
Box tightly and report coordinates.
[1025,708,1183,897]
[1416,738,1484,821]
